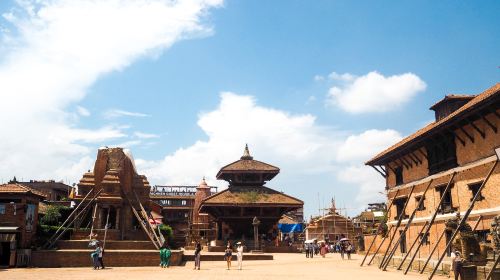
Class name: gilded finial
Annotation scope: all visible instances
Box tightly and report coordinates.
[241,144,253,160]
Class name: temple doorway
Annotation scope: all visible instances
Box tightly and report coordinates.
[0,242,10,266]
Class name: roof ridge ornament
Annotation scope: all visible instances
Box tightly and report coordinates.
[241,144,253,160]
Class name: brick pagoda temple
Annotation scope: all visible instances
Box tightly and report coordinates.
[199,145,303,245]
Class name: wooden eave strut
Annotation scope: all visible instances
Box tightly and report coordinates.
[428,160,499,280]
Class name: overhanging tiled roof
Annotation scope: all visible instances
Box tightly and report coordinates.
[0,183,46,199]
[217,159,279,174]
[200,186,303,207]
[366,83,500,166]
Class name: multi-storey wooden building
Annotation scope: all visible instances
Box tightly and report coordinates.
[366,83,499,266]
[150,182,218,246]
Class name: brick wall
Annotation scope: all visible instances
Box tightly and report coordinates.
[31,250,183,267]
[0,195,39,248]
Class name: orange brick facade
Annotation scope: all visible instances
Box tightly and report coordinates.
[366,84,500,266]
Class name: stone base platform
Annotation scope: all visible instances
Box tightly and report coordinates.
[31,249,274,267]
[31,249,183,268]
[367,254,451,275]
[56,240,156,250]
[208,245,298,253]
[183,252,273,261]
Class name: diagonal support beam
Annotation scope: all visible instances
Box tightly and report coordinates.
[403,172,456,274]
[361,189,400,267]
[379,185,417,268]
[397,221,429,270]
[428,160,499,280]
[381,179,434,270]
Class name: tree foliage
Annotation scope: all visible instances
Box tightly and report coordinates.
[159,224,173,239]
[41,205,62,226]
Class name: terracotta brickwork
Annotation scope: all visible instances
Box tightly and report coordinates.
[366,84,500,263]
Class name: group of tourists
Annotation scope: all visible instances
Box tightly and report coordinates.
[192,240,245,271]
[304,239,354,259]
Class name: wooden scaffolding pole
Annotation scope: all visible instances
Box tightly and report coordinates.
[45,189,103,249]
[419,229,446,274]
[361,189,400,266]
[381,179,434,270]
[486,253,500,280]
[379,184,417,269]
[103,208,110,250]
[428,160,498,280]
[43,188,96,248]
[400,172,456,274]
[367,225,394,266]
[397,221,429,270]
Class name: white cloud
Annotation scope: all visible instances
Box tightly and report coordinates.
[134,131,160,139]
[0,0,222,183]
[76,106,90,117]
[335,129,402,207]
[313,75,324,81]
[328,72,355,82]
[336,129,402,163]
[326,71,426,113]
[137,92,341,186]
[103,109,151,119]
[135,92,401,215]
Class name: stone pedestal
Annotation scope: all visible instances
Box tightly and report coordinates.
[462,265,477,280]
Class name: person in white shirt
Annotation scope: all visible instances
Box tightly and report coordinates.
[236,242,244,270]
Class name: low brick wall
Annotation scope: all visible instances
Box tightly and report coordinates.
[57,240,156,250]
[31,250,183,267]
[183,253,273,261]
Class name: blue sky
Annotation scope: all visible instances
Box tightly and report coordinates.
[0,0,499,217]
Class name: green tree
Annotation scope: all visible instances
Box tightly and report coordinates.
[159,224,173,240]
[41,205,62,226]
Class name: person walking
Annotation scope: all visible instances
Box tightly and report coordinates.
[320,242,328,258]
[97,243,105,269]
[451,251,463,280]
[346,242,352,260]
[236,242,244,270]
[340,242,345,260]
[91,244,99,269]
[305,242,310,258]
[194,241,202,270]
[224,245,233,270]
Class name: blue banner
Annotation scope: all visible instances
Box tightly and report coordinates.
[278,223,303,233]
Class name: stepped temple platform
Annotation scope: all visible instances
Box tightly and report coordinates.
[31,249,273,267]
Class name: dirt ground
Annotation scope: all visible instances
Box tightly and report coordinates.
[0,253,448,280]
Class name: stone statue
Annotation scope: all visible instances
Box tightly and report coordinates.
[491,215,500,253]
[445,213,482,261]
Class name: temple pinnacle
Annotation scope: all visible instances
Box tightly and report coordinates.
[241,144,253,160]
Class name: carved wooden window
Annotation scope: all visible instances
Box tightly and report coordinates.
[415,195,426,211]
[425,133,458,175]
[395,167,403,185]
[437,184,455,214]
[468,182,485,201]
[394,197,407,220]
